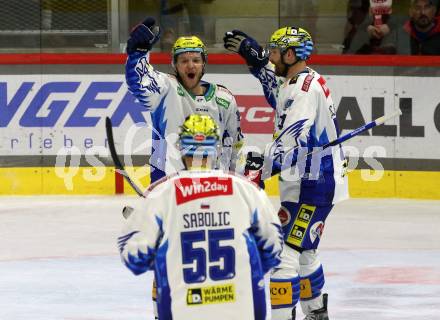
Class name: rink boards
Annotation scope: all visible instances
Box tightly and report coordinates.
[1,72,439,199]
[1,167,440,199]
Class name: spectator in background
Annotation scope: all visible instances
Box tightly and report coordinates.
[342,0,399,54]
[159,0,215,51]
[280,0,318,50]
[342,0,370,53]
[41,0,53,30]
[403,0,440,55]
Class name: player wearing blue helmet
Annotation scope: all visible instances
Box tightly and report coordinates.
[224,27,349,320]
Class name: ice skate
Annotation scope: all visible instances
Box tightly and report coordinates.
[303,294,328,320]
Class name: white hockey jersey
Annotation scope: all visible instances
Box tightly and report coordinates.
[252,65,349,205]
[118,170,283,320]
[126,52,244,182]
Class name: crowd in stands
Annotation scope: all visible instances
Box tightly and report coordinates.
[2,0,439,55]
[156,0,440,55]
[342,0,440,55]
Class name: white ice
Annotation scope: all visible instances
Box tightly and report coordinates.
[1,196,439,320]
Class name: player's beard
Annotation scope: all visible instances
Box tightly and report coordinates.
[274,63,288,77]
[415,15,432,29]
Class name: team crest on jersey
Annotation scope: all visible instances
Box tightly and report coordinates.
[187,283,235,305]
[309,221,325,243]
[277,206,291,226]
[175,177,233,205]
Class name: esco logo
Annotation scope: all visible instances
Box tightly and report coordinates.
[270,287,288,295]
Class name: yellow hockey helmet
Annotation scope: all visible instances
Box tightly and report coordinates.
[268,27,314,60]
[172,36,207,63]
[178,114,219,157]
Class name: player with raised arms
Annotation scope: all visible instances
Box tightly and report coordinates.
[224,26,349,320]
[125,17,244,183]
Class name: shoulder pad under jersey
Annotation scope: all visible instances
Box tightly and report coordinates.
[216,84,233,96]
[166,73,178,81]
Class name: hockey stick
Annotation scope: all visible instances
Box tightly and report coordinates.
[311,108,401,153]
[269,108,402,177]
[105,117,145,198]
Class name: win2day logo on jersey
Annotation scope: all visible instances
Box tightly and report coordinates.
[175,177,233,205]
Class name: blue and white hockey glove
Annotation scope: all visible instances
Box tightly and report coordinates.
[126,17,161,54]
[223,30,268,69]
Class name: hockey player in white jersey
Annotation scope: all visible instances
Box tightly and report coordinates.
[224,27,349,319]
[125,17,244,183]
[118,114,283,320]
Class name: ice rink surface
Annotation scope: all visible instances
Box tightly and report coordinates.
[1,195,439,320]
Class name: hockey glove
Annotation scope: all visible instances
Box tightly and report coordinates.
[223,30,268,69]
[244,151,265,189]
[126,17,161,54]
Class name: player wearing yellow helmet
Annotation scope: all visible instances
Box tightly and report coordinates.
[224,27,348,320]
[178,114,220,169]
[172,36,208,63]
[267,27,314,77]
[119,114,282,320]
[171,35,208,93]
[125,18,244,320]
[125,17,243,185]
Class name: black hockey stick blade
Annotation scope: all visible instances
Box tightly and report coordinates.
[105,117,145,197]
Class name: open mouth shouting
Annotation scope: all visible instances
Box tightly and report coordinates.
[187,72,196,80]
[180,70,201,91]
[175,51,205,93]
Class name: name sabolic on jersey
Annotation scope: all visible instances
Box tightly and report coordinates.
[126,52,244,182]
[118,170,283,320]
[252,65,349,205]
